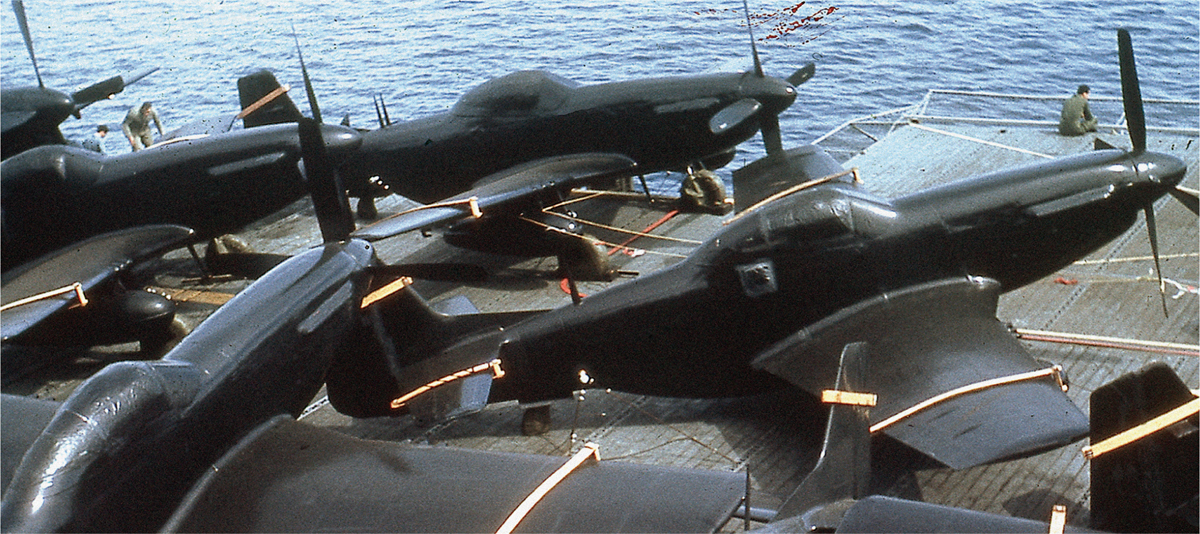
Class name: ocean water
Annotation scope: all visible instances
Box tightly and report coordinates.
[3,0,1198,163]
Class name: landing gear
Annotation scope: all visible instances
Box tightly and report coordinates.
[522,405,552,436]
[356,195,378,220]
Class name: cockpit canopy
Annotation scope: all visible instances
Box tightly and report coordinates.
[729,186,897,255]
[452,70,580,118]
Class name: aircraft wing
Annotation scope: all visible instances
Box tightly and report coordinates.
[352,153,637,241]
[163,415,744,533]
[751,276,1089,469]
[1,225,195,343]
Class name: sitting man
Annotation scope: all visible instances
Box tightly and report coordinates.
[1059,84,1098,136]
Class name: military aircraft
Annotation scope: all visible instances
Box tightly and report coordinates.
[0,32,364,272]
[0,116,747,534]
[0,40,362,375]
[1,0,157,160]
[320,30,1193,472]
[290,2,810,223]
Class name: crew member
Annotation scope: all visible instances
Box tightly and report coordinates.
[122,101,164,151]
[1059,85,1098,136]
[82,124,110,154]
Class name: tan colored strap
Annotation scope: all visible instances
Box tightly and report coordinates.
[390,359,504,409]
[871,366,1065,433]
[148,286,234,306]
[360,276,412,309]
[1,282,88,311]
[821,389,878,407]
[496,443,601,534]
[1048,504,1067,534]
[725,168,860,226]
[236,84,291,119]
[1083,397,1200,459]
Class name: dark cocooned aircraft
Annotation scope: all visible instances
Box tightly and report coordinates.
[0,117,747,534]
[345,61,809,205]
[0,122,362,271]
[322,30,1193,471]
[1,48,362,369]
[1,0,157,160]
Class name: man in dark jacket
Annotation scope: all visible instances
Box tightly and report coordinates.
[1059,84,1098,136]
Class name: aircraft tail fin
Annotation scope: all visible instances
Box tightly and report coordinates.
[325,278,540,419]
[731,144,849,212]
[772,342,872,529]
[238,69,303,128]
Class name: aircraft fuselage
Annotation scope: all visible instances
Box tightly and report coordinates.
[0,122,361,270]
[487,147,1187,402]
[347,70,796,203]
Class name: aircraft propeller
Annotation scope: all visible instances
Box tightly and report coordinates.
[8,0,158,128]
[1116,28,1198,316]
[292,27,354,243]
[738,0,814,159]
[292,30,485,285]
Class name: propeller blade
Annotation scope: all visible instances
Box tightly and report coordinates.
[298,117,354,242]
[761,113,785,159]
[123,66,159,87]
[292,26,322,124]
[1169,187,1200,215]
[1143,204,1168,317]
[787,63,816,87]
[71,76,125,110]
[372,263,489,283]
[1117,29,1146,154]
[742,0,764,77]
[12,0,43,88]
[710,98,762,134]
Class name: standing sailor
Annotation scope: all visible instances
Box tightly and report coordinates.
[122,101,165,151]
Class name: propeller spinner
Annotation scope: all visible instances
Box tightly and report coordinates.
[736,0,814,159]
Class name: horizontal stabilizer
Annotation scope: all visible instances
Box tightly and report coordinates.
[163,416,744,533]
[352,153,637,241]
[393,331,507,424]
[752,277,1088,469]
[2,225,195,344]
[732,144,847,212]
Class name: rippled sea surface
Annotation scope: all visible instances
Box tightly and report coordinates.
[3,0,1197,160]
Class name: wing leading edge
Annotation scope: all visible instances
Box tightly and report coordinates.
[752,276,1089,469]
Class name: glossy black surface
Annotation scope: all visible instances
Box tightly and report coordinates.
[345,139,1186,469]
[346,69,799,204]
[0,122,362,270]
[0,239,377,532]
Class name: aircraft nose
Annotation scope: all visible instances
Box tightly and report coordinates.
[319,124,363,159]
[35,87,76,123]
[752,77,798,115]
[1139,151,1188,189]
